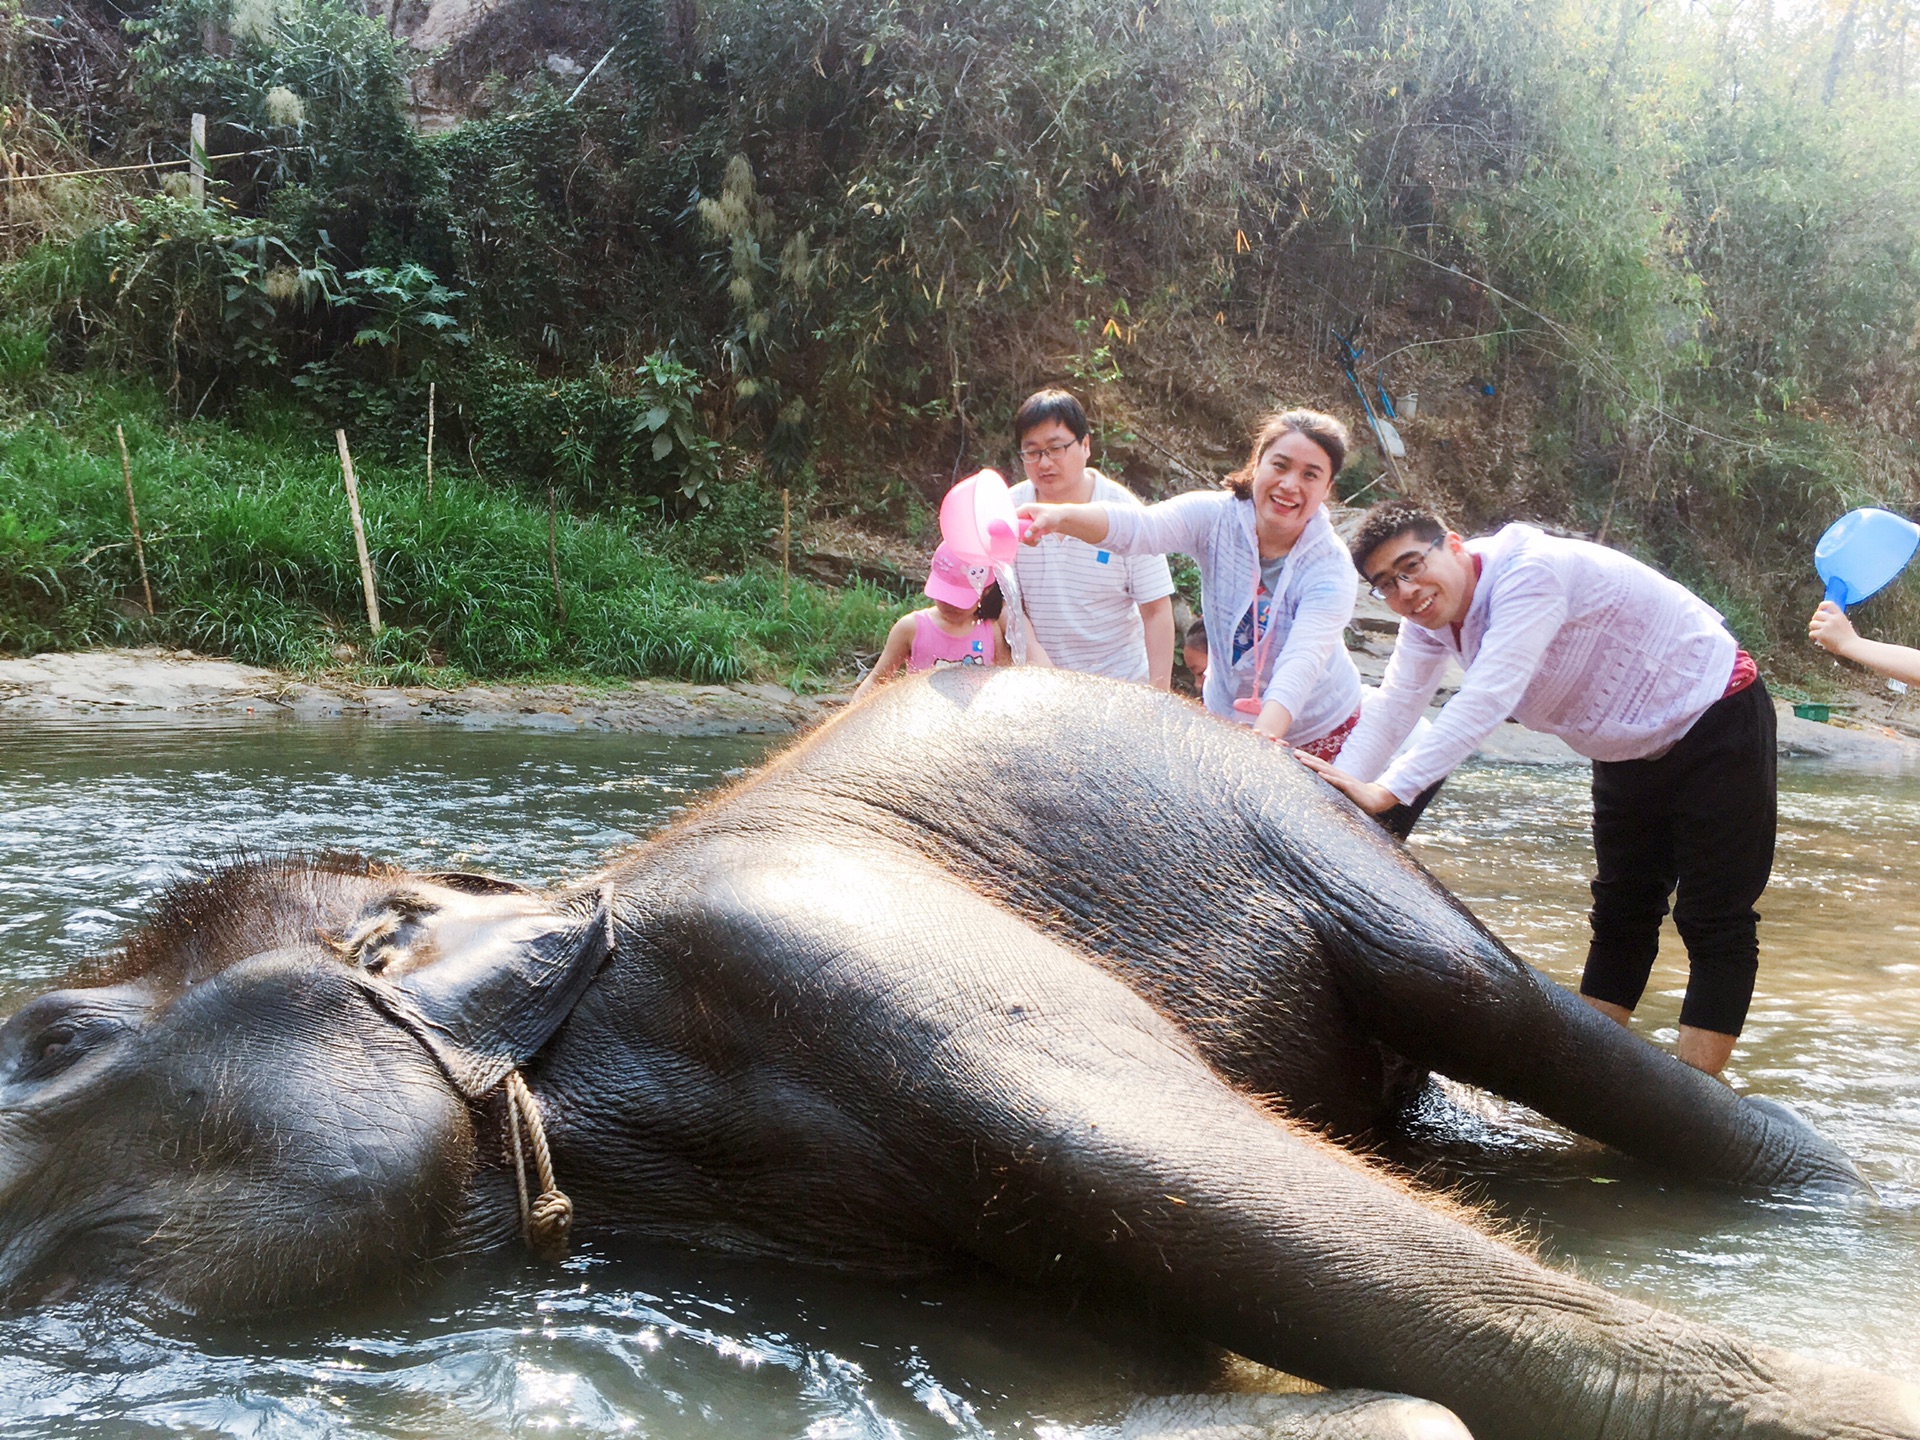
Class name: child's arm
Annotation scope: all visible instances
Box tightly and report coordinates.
[1809,602,1920,687]
[992,616,1013,667]
[853,613,919,700]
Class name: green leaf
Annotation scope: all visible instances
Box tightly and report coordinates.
[651,432,674,461]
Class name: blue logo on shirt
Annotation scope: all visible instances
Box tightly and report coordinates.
[1232,590,1272,665]
[1095,551,1111,564]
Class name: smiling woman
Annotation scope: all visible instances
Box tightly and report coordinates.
[1015,408,1363,751]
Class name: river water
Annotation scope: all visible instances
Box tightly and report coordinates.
[0,718,1914,1437]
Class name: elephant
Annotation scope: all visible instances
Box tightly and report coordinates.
[0,666,1914,1440]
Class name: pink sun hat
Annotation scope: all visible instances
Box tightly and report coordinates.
[924,543,989,608]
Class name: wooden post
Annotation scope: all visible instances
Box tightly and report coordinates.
[781,487,791,613]
[425,381,435,504]
[336,429,383,637]
[189,113,207,208]
[115,425,154,616]
[547,487,567,623]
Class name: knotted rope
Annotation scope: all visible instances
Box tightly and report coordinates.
[504,1070,573,1262]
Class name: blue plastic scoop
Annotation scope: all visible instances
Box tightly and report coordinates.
[1814,508,1920,609]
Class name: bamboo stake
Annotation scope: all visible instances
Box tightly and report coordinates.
[781,487,791,613]
[548,486,567,623]
[189,113,207,208]
[425,381,435,503]
[336,429,383,637]
[115,425,154,616]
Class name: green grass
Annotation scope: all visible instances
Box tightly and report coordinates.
[0,375,905,689]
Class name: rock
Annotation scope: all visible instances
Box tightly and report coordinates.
[1119,1391,1471,1439]
[1474,723,1582,766]
[728,681,800,705]
[1775,705,1920,767]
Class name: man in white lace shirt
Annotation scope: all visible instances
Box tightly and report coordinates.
[1005,390,1175,689]
[1299,502,1773,1079]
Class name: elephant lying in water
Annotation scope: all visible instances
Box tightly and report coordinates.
[1,668,1914,1440]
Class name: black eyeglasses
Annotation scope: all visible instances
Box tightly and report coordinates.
[1018,439,1080,466]
[1367,538,1446,600]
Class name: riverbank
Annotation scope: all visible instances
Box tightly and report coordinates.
[0,648,838,734]
[7,647,1920,768]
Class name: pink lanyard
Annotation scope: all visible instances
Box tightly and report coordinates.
[1233,547,1279,714]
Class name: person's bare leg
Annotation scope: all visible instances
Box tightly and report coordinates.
[1583,995,1633,1027]
[1677,1025,1737,1078]
[1585,996,1733,1076]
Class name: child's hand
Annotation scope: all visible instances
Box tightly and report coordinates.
[1808,601,1859,657]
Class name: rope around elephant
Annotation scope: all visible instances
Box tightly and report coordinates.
[504,1070,572,1262]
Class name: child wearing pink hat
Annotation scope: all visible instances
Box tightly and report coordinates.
[854,544,1036,698]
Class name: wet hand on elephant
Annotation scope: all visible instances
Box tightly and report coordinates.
[1249,699,1294,742]
[1293,749,1400,814]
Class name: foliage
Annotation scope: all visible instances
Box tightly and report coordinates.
[461,350,721,506]
[5,198,338,384]
[341,263,466,375]
[0,376,900,685]
[123,0,427,248]
[3,0,1919,665]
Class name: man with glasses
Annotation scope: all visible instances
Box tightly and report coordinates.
[1006,389,1175,688]
[1297,502,1774,1080]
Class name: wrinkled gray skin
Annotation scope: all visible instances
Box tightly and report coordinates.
[1,669,1915,1440]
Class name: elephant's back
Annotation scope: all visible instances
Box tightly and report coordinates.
[628,669,1440,1134]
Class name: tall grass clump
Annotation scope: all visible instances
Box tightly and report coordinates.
[0,376,902,685]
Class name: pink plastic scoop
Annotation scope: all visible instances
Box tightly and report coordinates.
[940,469,1030,568]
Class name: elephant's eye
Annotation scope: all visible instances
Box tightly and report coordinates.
[14,1019,117,1083]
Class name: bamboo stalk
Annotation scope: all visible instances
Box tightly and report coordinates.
[336,429,383,637]
[115,425,154,616]
[425,381,435,503]
[548,486,567,623]
[781,487,791,613]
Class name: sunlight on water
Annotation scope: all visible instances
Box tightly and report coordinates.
[1409,762,1920,1375]
[0,719,1915,1434]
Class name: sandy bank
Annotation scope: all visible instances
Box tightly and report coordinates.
[4,648,1917,769]
[0,648,837,735]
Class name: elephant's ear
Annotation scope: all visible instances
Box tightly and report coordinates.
[352,886,613,1098]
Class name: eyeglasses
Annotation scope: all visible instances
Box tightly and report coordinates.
[1018,439,1080,466]
[1367,538,1446,600]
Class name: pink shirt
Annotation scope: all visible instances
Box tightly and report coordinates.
[908,611,998,672]
[1336,525,1738,800]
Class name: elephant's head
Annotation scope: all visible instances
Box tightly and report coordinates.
[0,857,610,1315]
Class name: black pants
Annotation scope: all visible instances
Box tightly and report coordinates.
[1377,778,1446,841]
[1578,680,1777,1037]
